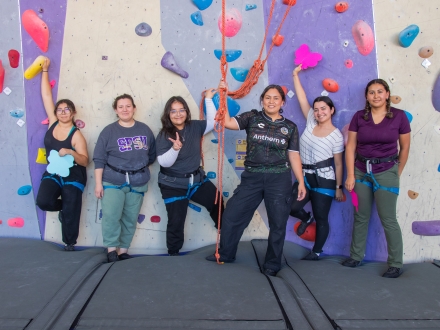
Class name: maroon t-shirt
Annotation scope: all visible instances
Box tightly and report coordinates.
[348,107,411,173]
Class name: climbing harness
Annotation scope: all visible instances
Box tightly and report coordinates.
[302,157,334,188]
[163,176,210,205]
[303,176,336,198]
[103,163,148,196]
[355,155,399,195]
[103,182,145,196]
[42,174,84,192]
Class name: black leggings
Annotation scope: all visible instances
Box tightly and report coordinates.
[290,172,335,253]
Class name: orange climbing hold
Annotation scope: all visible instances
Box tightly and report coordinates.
[281,86,288,95]
[335,1,349,13]
[322,78,339,93]
[390,95,401,104]
[294,221,316,242]
[282,0,296,5]
[408,190,419,200]
[8,217,24,228]
[22,10,49,52]
[272,34,284,46]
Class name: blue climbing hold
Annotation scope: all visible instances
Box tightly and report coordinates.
[245,4,257,11]
[398,24,419,48]
[231,68,249,82]
[211,139,218,144]
[207,171,216,179]
[189,203,201,212]
[135,22,152,37]
[190,11,203,26]
[208,93,241,117]
[228,158,234,163]
[223,192,229,197]
[192,0,213,10]
[404,110,413,123]
[17,185,32,195]
[214,49,242,62]
[438,164,440,172]
[137,214,145,224]
[10,109,24,118]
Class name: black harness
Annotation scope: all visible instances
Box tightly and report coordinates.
[160,166,201,179]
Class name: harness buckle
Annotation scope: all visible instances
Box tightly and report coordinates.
[366,160,372,174]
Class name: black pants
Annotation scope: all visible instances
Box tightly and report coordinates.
[159,180,224,254]
[219,170,292,272]
[290,172,335,253]
[36,167,86,245]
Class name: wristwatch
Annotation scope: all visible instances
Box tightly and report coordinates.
[336,185,343,189]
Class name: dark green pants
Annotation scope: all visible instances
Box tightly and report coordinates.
[350,165,403,268]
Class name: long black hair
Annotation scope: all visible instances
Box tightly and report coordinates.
[260,84,286,113]
[312,96,336,116]
[54,99,76,126]
[363,79,392,120]
[160,96,191,138]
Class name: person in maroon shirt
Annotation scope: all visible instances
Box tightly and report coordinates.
[343,79,411,278]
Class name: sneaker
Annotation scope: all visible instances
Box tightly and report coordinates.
[302,251,319,261]
[263,268,278,277]
[297,216,314,236]
[107,251,119,263]
[382,267,402,278]
[64,244,75,251]
[118,253,133,260]
[205,254,235,263]
[342,257,362,268]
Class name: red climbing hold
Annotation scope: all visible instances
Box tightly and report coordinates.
[344,59,353,69]
[335,1,349,13]
[282,0,296,5]
[50,80,56,89]
[22,10,49,52]
[322,78,339,93]
[294,221,316,242]
[352,20,374,56]
[281,86,288,95]
[8,217,24,228]
[272,34,284,46]
[0,220,2,224]
[151,215,161,223]
[0,60,5,92]
[8,50,20,68]
[41,117,49,125]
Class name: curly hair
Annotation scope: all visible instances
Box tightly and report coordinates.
[363,79,392,121]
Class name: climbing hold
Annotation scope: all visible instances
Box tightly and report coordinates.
[24,55,45,80]
[407,190,419,199]
[287,90,294,98]
[272,34,284,46]
[36,148,48,164]
[137,214,145,224]
[281,86,288,95]
[419,46,434,58]
[223,192,229,197]
[188,203,201,212]
[282,0,296,5]
[432,74,440,112]
[398,24,419,48]
[209,93,241,117]
[192,0,213,11]
[207,172,216,179]
[214,49,242,62]
[50,80,56,89]
[17,119,25,127]
[434,126,440,135]
[47,150,74,177]
[294,221,315,241]
[10,109,24,118]
[343,40,349,47]
[8,217,24,228]
[190,11,203,26]
[344,59,353,69]
[75,119,85,129]
[135,22,152,37]
[0,220,2,224]
[228,158,234,163]
[412,220,440,236]
[390,95,401,104]
[404,111,413,123]
[150,215,161,223]
[321,90,329,97]
[389,76,396,84]
[352,20,375,56]
[230,68,249,82]
[245,4,257,11]
[0,60,4,92]
[8,50,20,68]
[211,139,218,144]
[22,10,49,52]
[438,164,440,172]
[322,78,339,93]
[17,185,32,195]
[161,51,189,78]
[218,8,242,37]
[335,1,349,13]
[294,44,322,69]
[421,59,431,70]
[41,118,49,125]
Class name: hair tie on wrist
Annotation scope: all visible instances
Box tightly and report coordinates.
[42,71,48,72]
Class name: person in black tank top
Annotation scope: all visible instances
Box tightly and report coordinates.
[35,57,89,251]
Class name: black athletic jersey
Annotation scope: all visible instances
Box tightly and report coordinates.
[234,110,299,173]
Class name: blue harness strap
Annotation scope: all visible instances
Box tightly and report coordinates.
[163,177,209,204]
[356,172,399,195]
[42,175,85,192]
[103,182,144,196]
[303,176,336,198]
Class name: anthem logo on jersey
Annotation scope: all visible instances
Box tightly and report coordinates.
[253,134,282,144]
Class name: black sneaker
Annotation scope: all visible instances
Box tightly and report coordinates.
[64,244,75,251]
[118,253,133,260]
[302,251,319,261]
[263,268,278,277]
[205,254,235,263]
[342,257,362,268]
[107,251,119,263]
[297,216,314,236]
[382,267,402,278]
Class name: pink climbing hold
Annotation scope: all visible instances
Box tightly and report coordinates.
[352,20,374,56]
[349,190,359,212]
[294,44,323,69]
[218,8,242,38]
[344,59,353,68]
[22,10,50,52]
[0,60,5,92]
[272,34,284,46]
[41,117,49,125]
[75,119,85,129]
[8,50,20,68]
[0,220,2,224]
[50,80,56,89]
[8,217,24,228]
[151,215,161,223]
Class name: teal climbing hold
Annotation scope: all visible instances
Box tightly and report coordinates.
[245,4,257,11]
[211,139,218,144]
[10,109,24,118]
[192,0,213,11]
[214,49,242,62]
[228,158,234,163]
[190,11,203,26]
[438,164,440,172]
[231,68,249,82]
[207,172,216,179]
[404,110,413,123]
[206,93,240,117]
[17,185,32,195]
[398,25,419,48]
[223,192,229,197]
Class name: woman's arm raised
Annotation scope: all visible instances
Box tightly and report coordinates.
[292,65,312,119]
[40,57,57,126]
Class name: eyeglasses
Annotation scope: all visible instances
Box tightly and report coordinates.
[170,109,186,115]
[56,107,71,114]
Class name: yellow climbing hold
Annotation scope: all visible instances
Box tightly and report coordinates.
[24,55,45,80]
[36,148,48,164]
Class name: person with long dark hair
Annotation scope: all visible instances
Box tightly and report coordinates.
[36,57,89,251]
[343,79,410,278]
[290,64,344,260]
[156,90,224,256]
[206,81,306,276]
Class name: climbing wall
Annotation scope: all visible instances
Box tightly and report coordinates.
[1,0,439,262]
